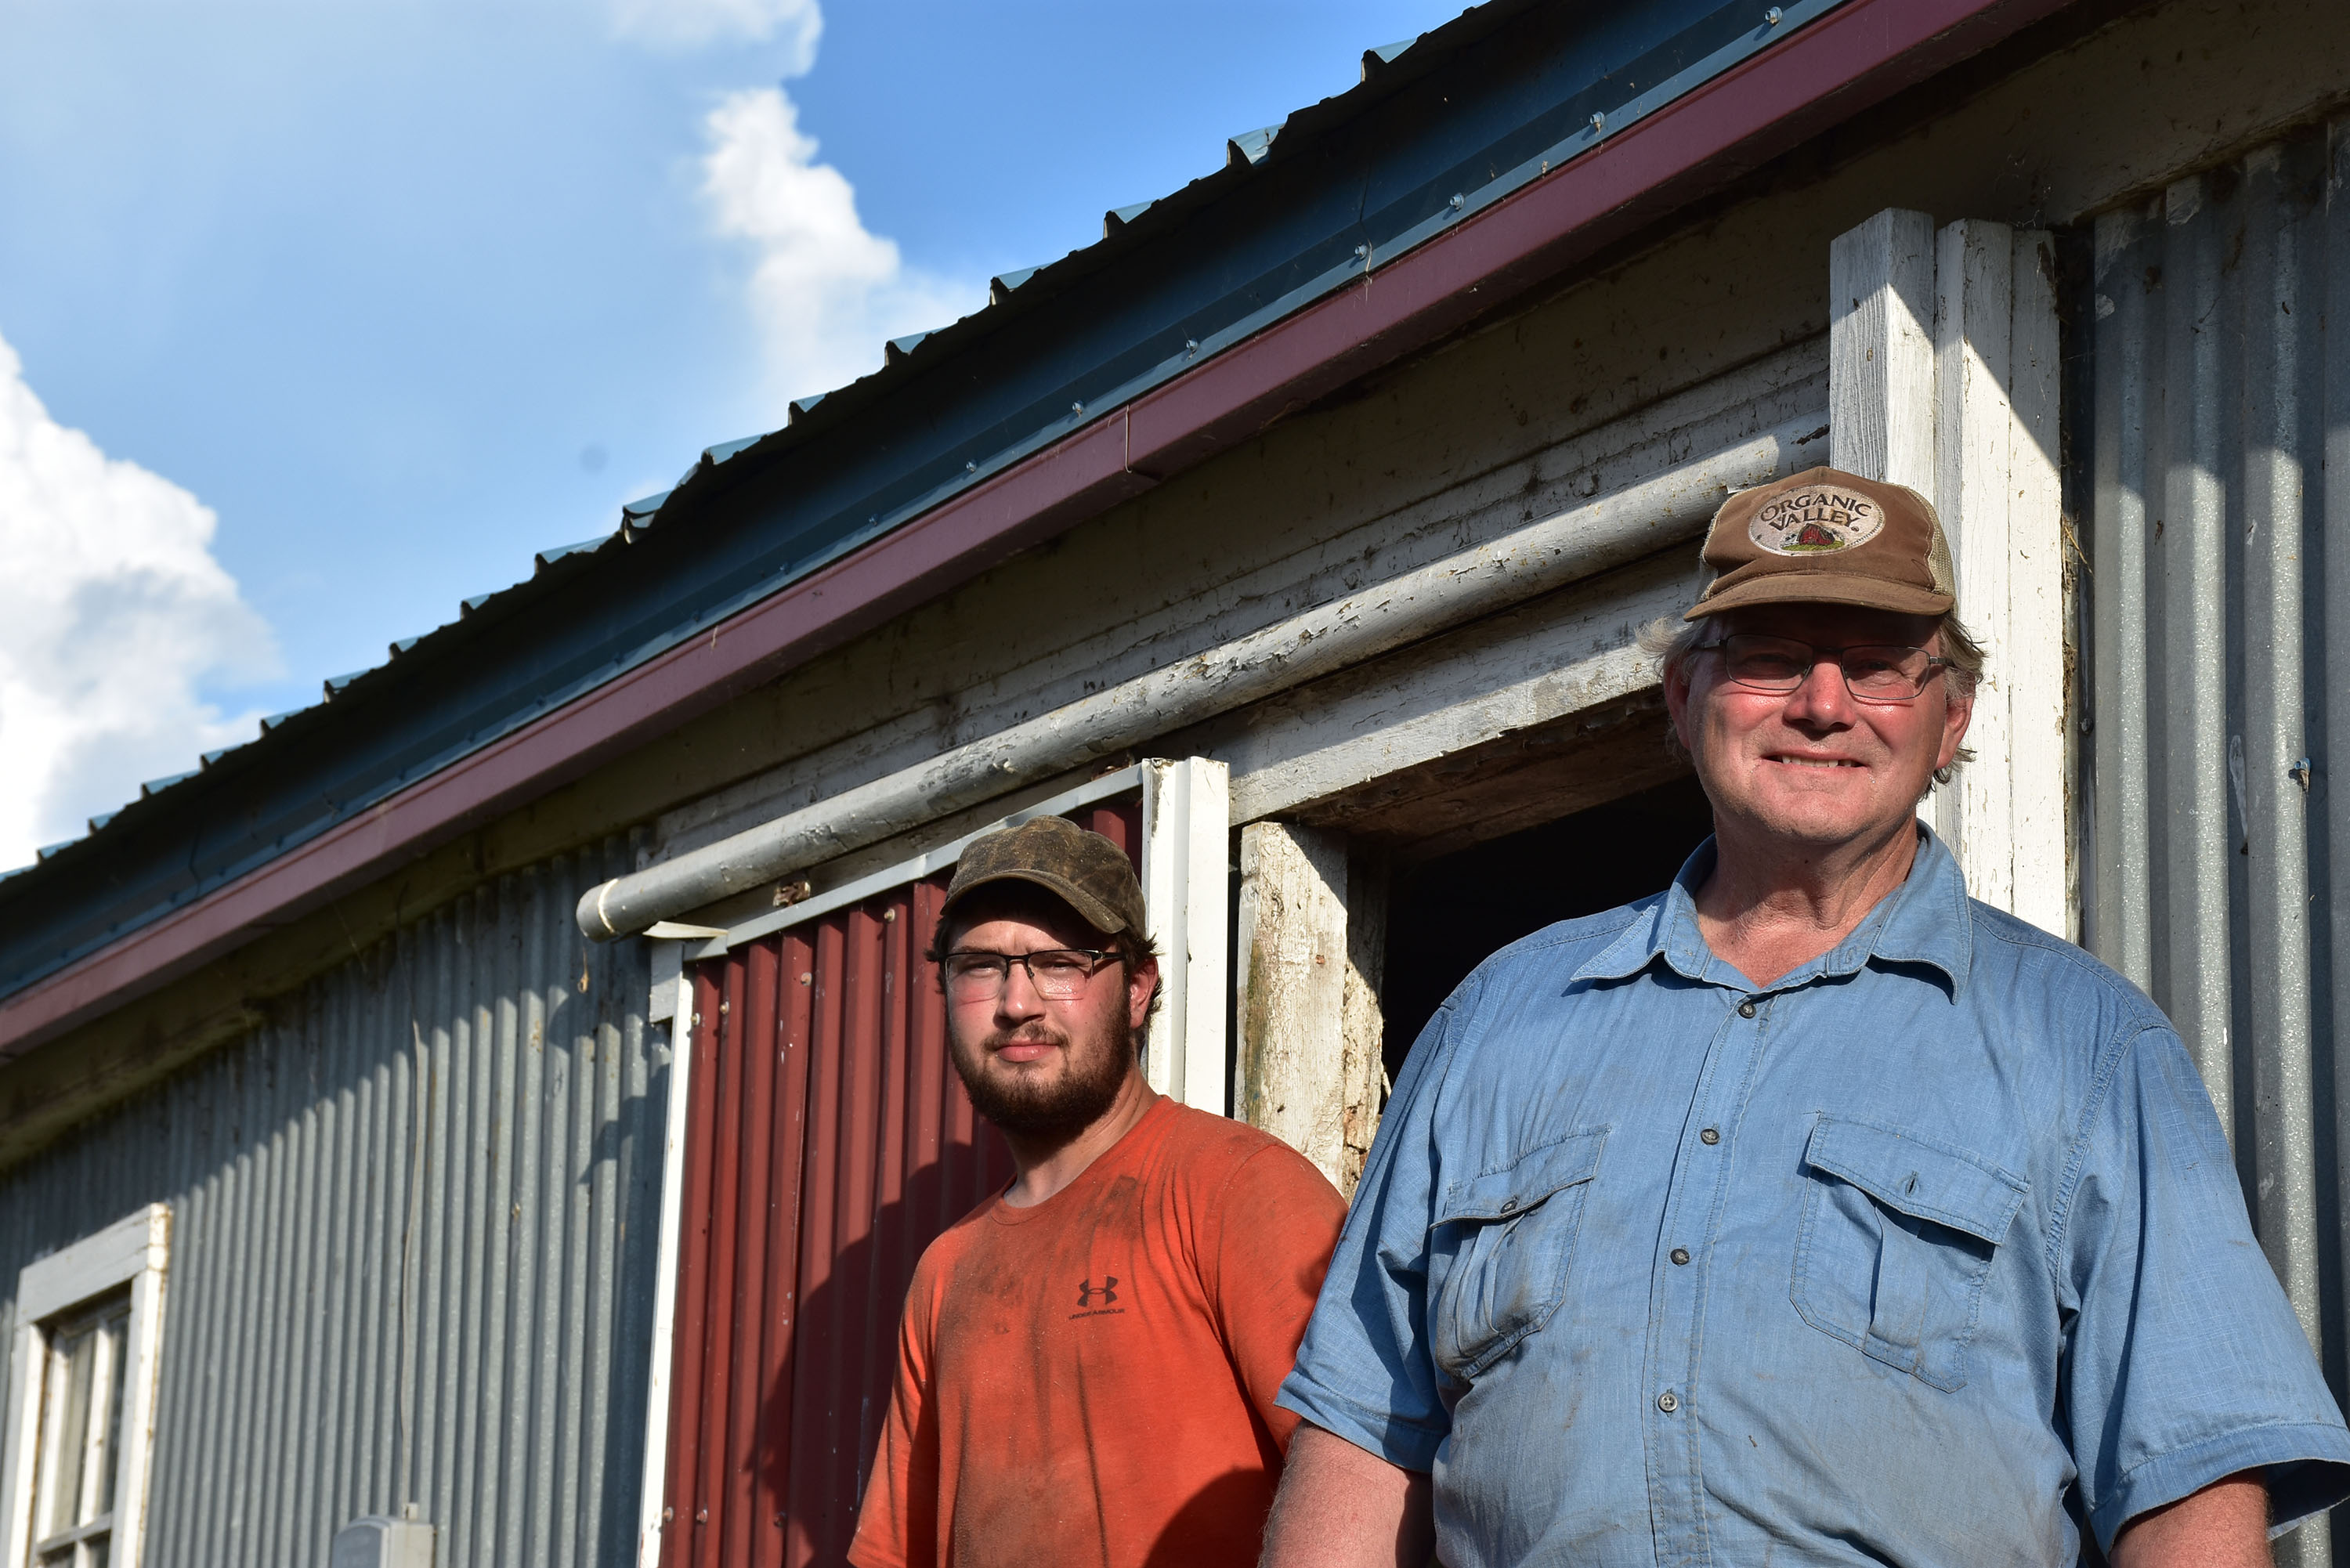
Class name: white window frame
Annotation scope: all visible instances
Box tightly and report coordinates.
[631,757,1230,1565]
[0,1204,170,1568]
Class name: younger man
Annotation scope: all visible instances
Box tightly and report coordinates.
[850,815,1346,1568]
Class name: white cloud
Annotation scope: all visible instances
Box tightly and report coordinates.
[0,330,277,871]
[701,85,982,407]
[613,0,822,67]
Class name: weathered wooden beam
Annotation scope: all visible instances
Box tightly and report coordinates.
[1940,217,2019,907]
[1235,822,1352,1186]
[1829,208,1938,496]
[1935,219,2069,936]
[1339,846,1390,1198]
[1828,208,2069,936]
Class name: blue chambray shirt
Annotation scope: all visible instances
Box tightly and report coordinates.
[1278,829,2350,1566]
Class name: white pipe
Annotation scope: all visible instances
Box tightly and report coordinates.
[577,421,1808,940]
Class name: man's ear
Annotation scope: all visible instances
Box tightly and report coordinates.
[1936,685,1976,773]
[1126,954,1161,1031]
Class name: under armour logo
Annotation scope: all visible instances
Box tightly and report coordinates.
[1076,1277,1119,1308]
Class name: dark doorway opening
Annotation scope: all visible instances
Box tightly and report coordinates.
[1380,772,1715,1078]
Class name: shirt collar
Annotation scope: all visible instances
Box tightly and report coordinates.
[1571,824,1973,996]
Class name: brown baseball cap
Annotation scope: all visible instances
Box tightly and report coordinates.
[1684,465,1955,620]
[938,815,1147,941]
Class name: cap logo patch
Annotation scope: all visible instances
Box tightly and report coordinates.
[1748,488,1884,555]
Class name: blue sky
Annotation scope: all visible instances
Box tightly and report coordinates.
[0,0,1463,867]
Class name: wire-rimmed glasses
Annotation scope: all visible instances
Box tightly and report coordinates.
[1692,634,1953,704]
[940,948,1123,1003]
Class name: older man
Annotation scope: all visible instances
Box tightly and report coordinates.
[851,815,1346,1568]
[1263,468,2350,1567]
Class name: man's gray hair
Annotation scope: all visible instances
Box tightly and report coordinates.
[1639,611,1985,786]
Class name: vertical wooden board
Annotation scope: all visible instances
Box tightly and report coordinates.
[1831,210,1943,837]
[1141,759,1232,1115]
[1939,218,2018,909]
[2007,230,2070,936]
[1235,822,1350,1183]
[1829,208,1938,497]
[1177,764,1231,1116]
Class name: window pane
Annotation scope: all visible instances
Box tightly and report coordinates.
[84,1536,110,1568]
[92,1304,128,1518]
[33,1323,96,1541]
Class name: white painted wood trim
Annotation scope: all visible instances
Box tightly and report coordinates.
[0,1203,169,1568]
[114,1240,167,1568]
[1220,553,1694,826]
[633,953,696,1568]
[0,1320,39,1568]
[1940,218,2019,911]
[1828,210,2070,934]
[2006,232,2070,938]
[1830,208,1938,497]
[1932,219,2070,935]
[645,937,687,1027]
[1143,757,1232,1115]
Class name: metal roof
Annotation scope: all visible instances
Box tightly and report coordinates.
[0,0,1855,1003]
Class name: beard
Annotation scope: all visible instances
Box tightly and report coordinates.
[950,1017,1136,1141]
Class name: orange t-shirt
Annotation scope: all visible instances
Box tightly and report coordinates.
[847,1096,1347,1568]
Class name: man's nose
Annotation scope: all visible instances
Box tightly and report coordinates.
[1780,656,1855,724]
[994,961,1047,1018]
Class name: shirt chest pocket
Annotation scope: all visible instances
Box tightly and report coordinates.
[1430,1129,1607,1382]
[1791,1117,2027,1393]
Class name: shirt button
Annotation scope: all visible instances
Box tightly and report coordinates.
[1737,999,1758,1018]
[1670,1247,1690,1266]
[1657,1390,1679,1413]
[1700,1128,1720,1145]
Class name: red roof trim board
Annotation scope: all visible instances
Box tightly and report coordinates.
[0,0,2072,1061]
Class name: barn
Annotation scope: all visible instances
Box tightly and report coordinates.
[2,0,2346,1563]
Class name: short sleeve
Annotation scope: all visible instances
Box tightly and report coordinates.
[1207,1141,1348,1451]
[1273,980,1474,1471]
[2059,1024,2350,1552]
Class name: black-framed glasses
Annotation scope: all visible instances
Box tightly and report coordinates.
[1693,634,1954,704]
[940,948,1123,1002]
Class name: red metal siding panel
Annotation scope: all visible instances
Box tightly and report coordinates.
[660,966,721,1564]
[657,802,1141,1566]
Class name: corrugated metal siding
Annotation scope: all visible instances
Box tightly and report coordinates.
[0,835,665,1568]
[2084,117,2350,1560]
[660,801,1139,1568]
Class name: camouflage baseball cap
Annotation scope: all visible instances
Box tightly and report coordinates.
[1684,465,1956,620]
[938,815,1147,940]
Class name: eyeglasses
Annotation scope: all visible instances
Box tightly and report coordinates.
[1692,634,1954,704]
[940,948,1123,1002]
